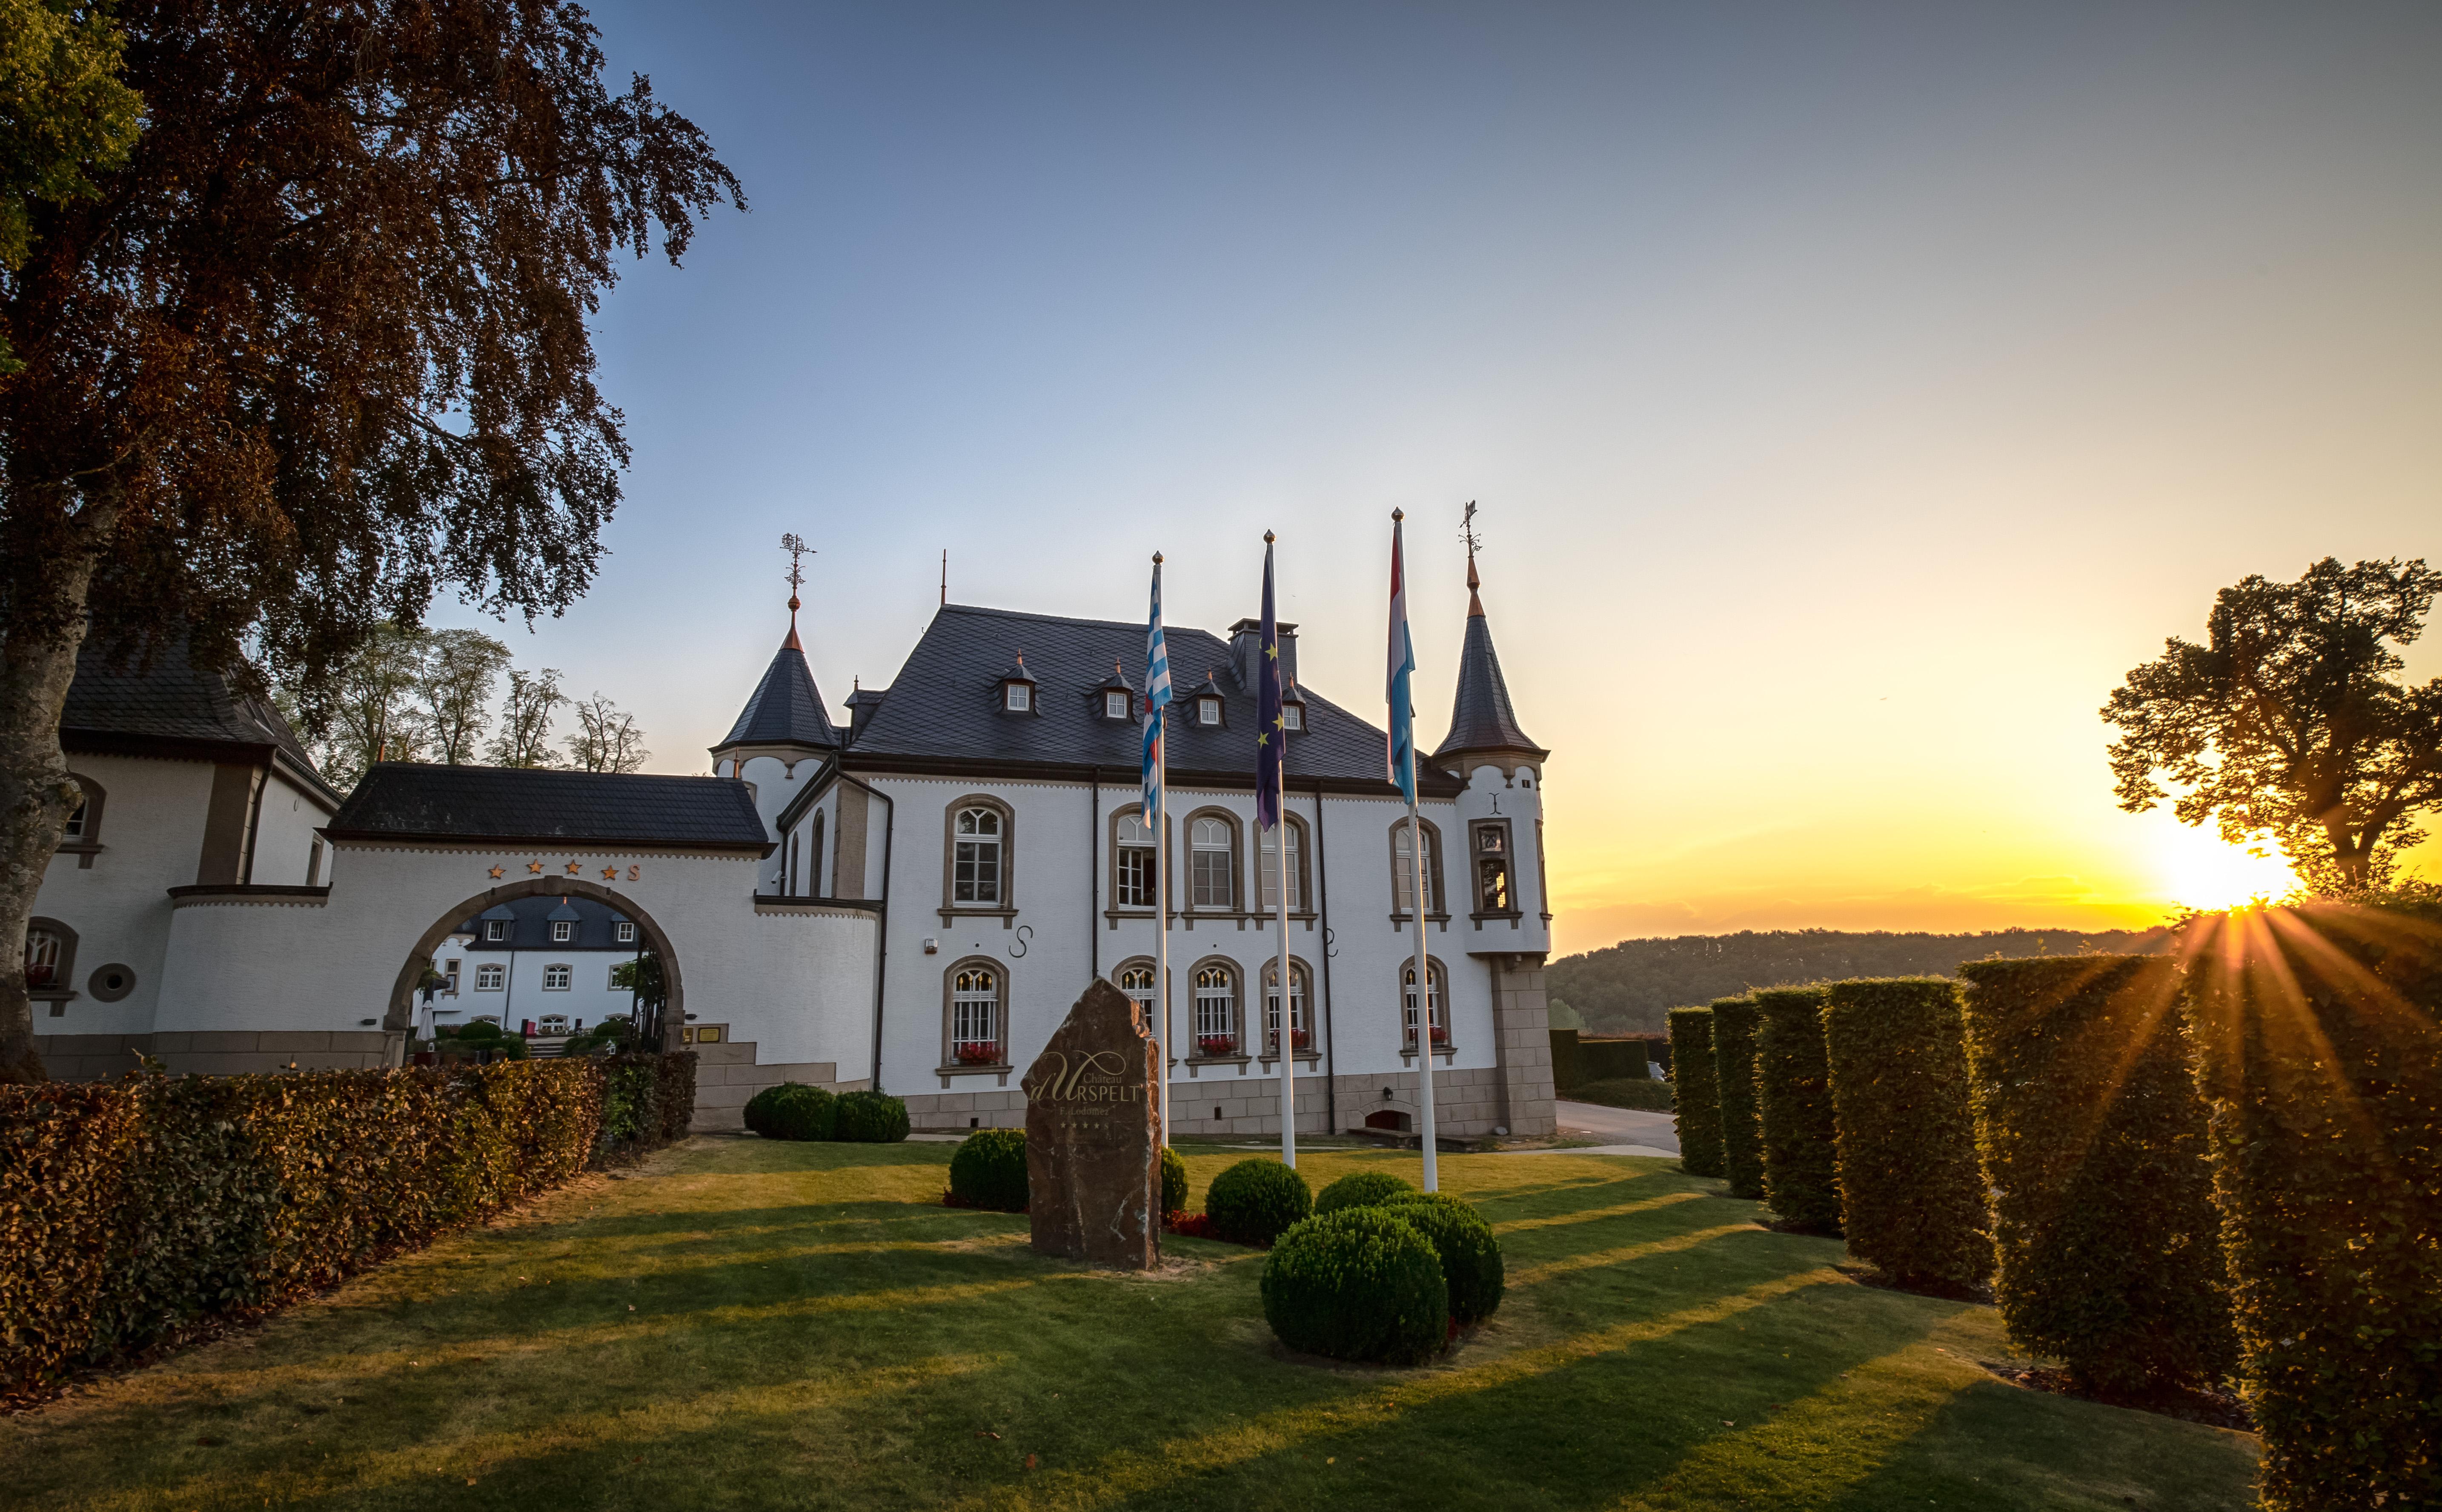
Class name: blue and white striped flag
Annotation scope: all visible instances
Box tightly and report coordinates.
[1386,517,1418,804]
[1143,557,1173,821]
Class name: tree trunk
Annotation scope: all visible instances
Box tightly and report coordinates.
[0,503,111,1084]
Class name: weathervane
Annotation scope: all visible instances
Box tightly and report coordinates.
[781,532,812,633]
[1460,500,1483,613]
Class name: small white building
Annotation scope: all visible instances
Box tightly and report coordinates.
[425,894,644,1035]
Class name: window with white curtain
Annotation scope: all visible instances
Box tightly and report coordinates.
[1259,821,1303,911]
[1392,821,1435,914]
[1191,817,1233,909]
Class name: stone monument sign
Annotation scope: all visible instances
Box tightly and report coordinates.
[1021,978,1161,1269]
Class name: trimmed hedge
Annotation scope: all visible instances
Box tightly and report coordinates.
[1315,1170,1416,1215]
[1958,956,2233,1396]
[1751,986,1841,1235]
[1821,977,1993,1289]
[832,1089,910,1143]
[1709,996,1765,1199]
[1667,1007,1723,1178]
[948,1129,1029,1212]
[1388,1191,1505,1323]
[2181,901,2442,1511]
[747,1083,836,1142]
[1161,1146,1187,1215]
[1205,1158,1312,1247]
[1260,1208,1448,1365]
[0,1053,695,1398]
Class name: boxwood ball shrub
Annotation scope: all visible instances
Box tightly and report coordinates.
[1821,977,1993,1291]
[1204,1158,1312,1246]
[1161,1146,1188,1214]
[1388,1191,1504,1323]
[1315,1169,1416,1215]
[2181,900,2442,1512]
[742,1083,785,1137]
[831,1089,910,1143]
[1260,1208,1448,1365]
[948,1129,1029,1212]
[1958,956,2233,1397]
[1752,986,1841,1235]
[1667,1007,1723,1178]
[1709,996,1766,1200]
[752,1083,836,1142]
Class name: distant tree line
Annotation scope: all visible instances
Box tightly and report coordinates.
[272,623,649,792]
[1548,927,2173,1036]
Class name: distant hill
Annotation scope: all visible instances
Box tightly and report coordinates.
[1547,927,2174,1036]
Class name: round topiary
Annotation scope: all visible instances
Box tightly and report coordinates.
[743,1083,787,1136]
[1160,1146,1188,1214]
[1260,1208,1449,1365]
[1204,1158,1312,1247]
[833,1089,910,1143]
[1315,1170,1417,1215]
[1388,1191,1506,1323]
[757,1083,836,1141]
[949,1129,1028,1211]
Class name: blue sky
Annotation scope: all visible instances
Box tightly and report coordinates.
[430,1,2442,949]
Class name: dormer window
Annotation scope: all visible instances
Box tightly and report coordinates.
[1104,690,1130,720]
[1198,696,1222,726]
[1280,701,1304,732]
[485,920,509,942]
[552,920,575,942]
[1005,682,1031,713]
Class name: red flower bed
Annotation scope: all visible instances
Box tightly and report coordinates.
[1164,1210,1224,1240]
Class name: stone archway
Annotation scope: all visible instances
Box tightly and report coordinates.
[386,878,686,1048]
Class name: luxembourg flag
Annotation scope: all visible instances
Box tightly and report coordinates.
[1143,556,1173,820]
[1386,514,1418,804]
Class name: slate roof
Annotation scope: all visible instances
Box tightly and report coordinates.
[842,603,1459,795]
[62,637,336,800]
[327,764,772,852]
[1436,612,1544,759]
[451,893,635,951]
[714,634,839,752]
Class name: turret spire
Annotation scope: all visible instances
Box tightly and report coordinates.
[1436,502,1545,761]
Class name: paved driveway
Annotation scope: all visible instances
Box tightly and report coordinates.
[1546,1100,1680,1157]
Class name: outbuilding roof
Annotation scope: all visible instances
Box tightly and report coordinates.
[842,603,1459,795]
[62,637,337,801]
[327,764,772,853]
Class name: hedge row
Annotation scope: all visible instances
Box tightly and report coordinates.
[1751,986,1841,1235]
[1548,1032,1662,1090]
[743,1083,909,1143]
[1821,978,1992,1290]
[1667,1007,1723,1178]
[1709,997,1765,1200]
[2181,901,2442,1512]
[0,1053,695,1398]
[1958,956,2232,1396]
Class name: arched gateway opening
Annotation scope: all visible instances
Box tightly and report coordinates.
[386,878,687,1048]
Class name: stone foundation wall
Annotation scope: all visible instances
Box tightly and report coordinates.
[899,1064,1516,1140]
[32,1031,406,1080]
[1488,955,1559,1138]
[687,1034,843,1132]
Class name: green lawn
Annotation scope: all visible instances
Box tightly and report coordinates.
[1,1139,2259,1511]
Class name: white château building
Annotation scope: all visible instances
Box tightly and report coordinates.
[30,554,1557,1138]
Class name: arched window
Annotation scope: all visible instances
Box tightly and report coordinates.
[1257,817,1305,912]
[26,917,78,1011]
[810,811,827,896]
[1391,819,1440,916]
[1114,959,1158,1025]
[1402,959,1450,1046]
[1114,808,1156,909]
[542,964,573,990]
[942,795,1016,917]
[1190,814,1235,910]
[24,926,63,988]
[56,775,103,867]
[1192,962,1238,1055]
[1262,959,1311,1052]
[949,962,1004,1065]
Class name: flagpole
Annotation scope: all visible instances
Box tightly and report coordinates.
[1409,785,1437,1191]
[1388,509,1440,1192]
[1268,532,1297,1170]
[1152,553,1172,1152]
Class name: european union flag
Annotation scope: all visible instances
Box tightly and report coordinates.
[1256,534,1284,832]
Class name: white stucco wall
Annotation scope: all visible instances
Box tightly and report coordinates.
[34,753,218,1036]
[158,841,878,1071]
[1449,759,1551,958]
[249,767,336,886]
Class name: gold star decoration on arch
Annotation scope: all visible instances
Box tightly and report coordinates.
[601,866,618,881]
[564,861,583,876]
[527,861,544,875]
[488,866,505,880]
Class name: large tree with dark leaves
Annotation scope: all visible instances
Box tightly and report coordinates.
[0,0,743,1081]
[2103,558,2442,895]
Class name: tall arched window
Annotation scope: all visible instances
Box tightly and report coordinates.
[24,926,63,989]
[1192,962,1238,1055]
[950,962,1003,1064]
[1191,815,1234,910]
[1391,820,1438,915]
[1115,809,1156,909]
[1257,818,1305,912]
[1402,959,1449,1046]
[810,811,827,896]
[953,807,1003,904]
[1114,959,1158,1023]
[1262,959,1311,1051]
[25,917,77,1010]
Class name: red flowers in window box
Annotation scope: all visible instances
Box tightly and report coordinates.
[1266,1029,1312,1051]
[953,1041,1002,1065]
[1197,1034,1238,1057]
[1405,1025,1450,1045]
[24,965,52,987]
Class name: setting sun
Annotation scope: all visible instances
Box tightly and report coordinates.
[2156,826,2299,912]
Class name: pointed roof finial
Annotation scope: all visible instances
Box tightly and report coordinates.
[1460,501,1483,618]
[781,532,812,648]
